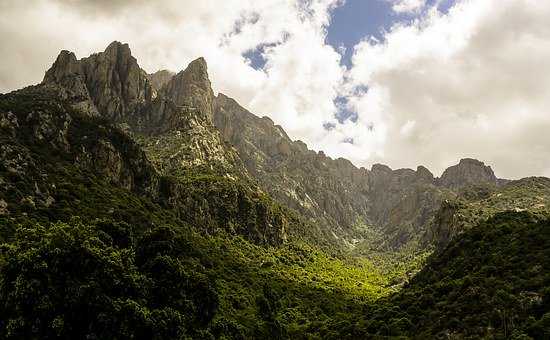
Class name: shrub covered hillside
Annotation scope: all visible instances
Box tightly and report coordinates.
[0,218,392,339]
[1,212,549,338]
[358,212,550,339]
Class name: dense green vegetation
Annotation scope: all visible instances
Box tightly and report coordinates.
[361,212,550,339]
[0,217,391,339]
[2,212,549,339]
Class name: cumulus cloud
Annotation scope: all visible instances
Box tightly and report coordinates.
[1,0,550,179]
[349,0,550,178]
[0,0,343,147]
[388,0,427,13]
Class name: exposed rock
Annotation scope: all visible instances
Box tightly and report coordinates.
[0,199,8,215]
[147,70,175,91]
[416,165,434,182]
[43,42,242,175]
[0,85,288,245]
[439,158,498,190]
[37,42,513,250]
[160,57,214,120]
[43,42,153,122]
[213,92,455,247]
[429,176,550,248]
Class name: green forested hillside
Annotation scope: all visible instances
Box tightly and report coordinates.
[2,211,549,338]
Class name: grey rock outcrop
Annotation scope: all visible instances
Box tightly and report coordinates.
[160,58,214,119]
[147,70,175,91]
[43,41,154,125]
[39,41,511,250]
[43,42,243,175]
[213,93,510,249]
[439,158,498,191]
[0,85,288,245]
[213,93,455,247]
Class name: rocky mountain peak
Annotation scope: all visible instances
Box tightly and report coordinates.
[371,163,393,173]
[416,165,435,182]
[185,57,208,79]
[44,50,79,78]
[439,158,497,190]
[104,40,132,57]
[160,57,214,119]
[42,41,153,124]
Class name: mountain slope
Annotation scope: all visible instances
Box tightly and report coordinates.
[42,42,242,176]
[0,85,394,340]
[213,93,509,250]
[429,176,550,248]
[42,41,513,251]
[0,85,296,245]
[367,211,550,339]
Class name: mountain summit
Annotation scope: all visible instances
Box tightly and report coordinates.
[439,158,498,190]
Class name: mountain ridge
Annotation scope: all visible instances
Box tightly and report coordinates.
[39,41,516,250]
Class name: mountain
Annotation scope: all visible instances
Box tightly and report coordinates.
[0,84,301,245]
[438,158,501,190]
[1,41,549,339]
[213,93,513,250]
[42,42,513,251]
[429,176,550,247]
[361,211,550,338]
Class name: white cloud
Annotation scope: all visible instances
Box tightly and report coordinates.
[349,0,550,178]
[0,0,344,150]
[1,0,550,179]
[388,0,427,14]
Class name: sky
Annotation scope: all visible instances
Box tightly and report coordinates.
[1,0,550,179]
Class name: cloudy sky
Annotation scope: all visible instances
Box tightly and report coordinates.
[1,0,549,179]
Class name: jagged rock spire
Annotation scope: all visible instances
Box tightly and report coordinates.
[43,41,153,123]
[42,42,217,133]
[160,57,215,119]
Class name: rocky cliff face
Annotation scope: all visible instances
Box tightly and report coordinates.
[147,70,175,91]
[0,85,290,245]
[212,93,520,249]
[43,42,242,175]
[213,93,462,248]
[214,93,372,241]
[39,41,514,251]
[439,158,498,191]
[428,176,550,248]
[43,42,154,126]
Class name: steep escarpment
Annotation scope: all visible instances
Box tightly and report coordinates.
[0,86,291,245]
[43,42,153,125]
[42,41,518,251]
[42,42,242,175]
[429,176,550,248]
[214,93,508,249]
[214,93,371,241]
